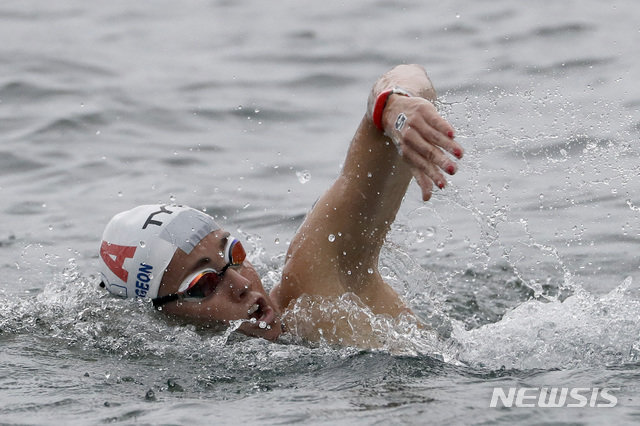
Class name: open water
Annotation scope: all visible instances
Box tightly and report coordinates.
[2,0,640,424]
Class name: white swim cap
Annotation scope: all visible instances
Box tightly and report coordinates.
[98,204,220,299]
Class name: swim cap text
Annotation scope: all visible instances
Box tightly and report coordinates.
[100,241,137,282]
[135,263,153,297]
[142,205,174,229]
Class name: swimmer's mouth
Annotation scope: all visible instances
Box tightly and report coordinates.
[247,298,274,324]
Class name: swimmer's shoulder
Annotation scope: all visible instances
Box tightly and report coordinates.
[270,221,346,312]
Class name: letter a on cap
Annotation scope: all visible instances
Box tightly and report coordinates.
[100,241,136,282]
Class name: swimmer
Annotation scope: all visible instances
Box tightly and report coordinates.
[98,64,463,345]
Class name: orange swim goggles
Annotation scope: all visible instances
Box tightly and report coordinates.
[152,237,246,308]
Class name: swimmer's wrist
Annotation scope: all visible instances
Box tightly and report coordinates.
[370,87,412,132]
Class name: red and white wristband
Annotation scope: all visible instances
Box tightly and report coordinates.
[370,87,412,132]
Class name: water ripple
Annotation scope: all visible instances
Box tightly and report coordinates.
[0,80,75,103]
[527,57,613,75]
[0,151,45,175]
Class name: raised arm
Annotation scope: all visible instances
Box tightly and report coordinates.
[271,64,463,322]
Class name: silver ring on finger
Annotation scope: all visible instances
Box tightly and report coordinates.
[394,112,407,131]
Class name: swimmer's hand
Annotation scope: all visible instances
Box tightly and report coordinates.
[372,65,464,201]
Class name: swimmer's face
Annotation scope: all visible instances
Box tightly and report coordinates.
[156,230,282,341]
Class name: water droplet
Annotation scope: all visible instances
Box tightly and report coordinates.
[140,241,146,247]
[328,234,335,242]
[367,268,374,274]
[167,379,184,392]
[259,321,267,329]
[48,225,53,231]
[169,194,176,202]
[274,238,280,245]
[296,170,311,184]
[145,389,156,401]
[249,317,257,324]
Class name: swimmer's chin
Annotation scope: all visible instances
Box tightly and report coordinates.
[156,309,284,341]
[237,318,284,341]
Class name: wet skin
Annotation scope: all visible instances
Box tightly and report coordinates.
[156,230,283,341]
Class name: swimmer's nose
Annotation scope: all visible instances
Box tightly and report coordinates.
[224,268,251,301]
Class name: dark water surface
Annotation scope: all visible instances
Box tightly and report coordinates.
[2,0,640,424]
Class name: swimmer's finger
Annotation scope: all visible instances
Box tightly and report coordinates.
[401,146,447,190]
[413,103,463,159]
[403,126,457,176]
[423,101,456,136]
[412,170,434,201]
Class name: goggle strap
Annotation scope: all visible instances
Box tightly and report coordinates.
[152,293,181,309]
